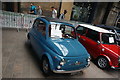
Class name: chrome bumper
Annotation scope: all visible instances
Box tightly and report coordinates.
[53,64,90,73]
[111,66,120,69]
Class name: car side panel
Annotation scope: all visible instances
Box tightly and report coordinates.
[30,28,44,58]
[78,34,101,59]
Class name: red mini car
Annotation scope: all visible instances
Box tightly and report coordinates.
[76,24,120,69]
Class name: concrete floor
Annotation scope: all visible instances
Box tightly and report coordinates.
[2,28,120,79]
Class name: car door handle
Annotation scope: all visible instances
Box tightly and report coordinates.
[82,38,86,41]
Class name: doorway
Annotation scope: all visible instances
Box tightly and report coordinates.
[70,2,97,23]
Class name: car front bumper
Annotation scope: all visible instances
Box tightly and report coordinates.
[111,66,120,69]
[53,63,90,73]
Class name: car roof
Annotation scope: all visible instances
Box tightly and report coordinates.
[78,24,114,34]
[96,25,120,30]
[67,21,94,27]
[40,17,73,25]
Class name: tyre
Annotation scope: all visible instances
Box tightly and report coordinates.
[97,57,110,69]
[26,34,31,47]
[42,57,51,76]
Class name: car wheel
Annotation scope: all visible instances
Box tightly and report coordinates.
[27,34,31,47]
[42,57,51,76]
[28,38,31,45]
[97,57,109,69]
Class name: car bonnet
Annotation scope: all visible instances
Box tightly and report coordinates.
[51,38,88,57]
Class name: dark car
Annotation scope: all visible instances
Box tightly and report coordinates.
[95,25,120,45]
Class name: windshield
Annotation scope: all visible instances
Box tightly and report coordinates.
[49,24,76,39]
[102,33,117,44]
[116,30,120,35]
[115,30,120,39]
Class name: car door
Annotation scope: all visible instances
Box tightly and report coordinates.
[31,19,46,57]
[85,29,101,58]
[76,26,88,49]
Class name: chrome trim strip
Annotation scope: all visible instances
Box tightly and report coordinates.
[111,66,120,69]
[53,64,90,73]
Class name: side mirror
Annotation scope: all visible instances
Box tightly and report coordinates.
[97,41,100,44]
[116,40,120,45]
[116,41,118,45]
[78,35,80,38]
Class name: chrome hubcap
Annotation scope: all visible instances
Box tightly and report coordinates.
[98,58,107,68]
[43,60,48,73]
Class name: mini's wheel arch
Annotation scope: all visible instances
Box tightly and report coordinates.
[41,53,55,70]
[98,54,112,66]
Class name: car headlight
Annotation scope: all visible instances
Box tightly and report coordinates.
[60,62,65,66]
[118,56,120,63]
[60,59,66,66]
[87,56,91,62]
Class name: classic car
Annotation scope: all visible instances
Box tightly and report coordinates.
[95,25,120,45]
[76,24,120,69]
[27,17,90,75]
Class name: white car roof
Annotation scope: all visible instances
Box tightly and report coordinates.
[78,24,114,34]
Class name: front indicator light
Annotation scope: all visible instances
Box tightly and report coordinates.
[60,62,65,66]
[57,66,61,69]
[59,58,66,66]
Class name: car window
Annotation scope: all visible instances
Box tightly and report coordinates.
[102,33,117,44]
[33,19,46,36]
[33,19,39,28]
[49,24,76,39]
[116,29,120,34]
[86,29,99,42]
[76,26,87,35]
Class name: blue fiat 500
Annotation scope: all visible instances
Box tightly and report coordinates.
[27,17,90,75]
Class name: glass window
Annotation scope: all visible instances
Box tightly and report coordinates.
[33,19,39,28]
[71,2,94,23]
[49,24,76,39]
[102,33,117,44]
[116,29,120,34]
[76,26,87,35]
[33,19,46,36]
[86,29,99,42]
